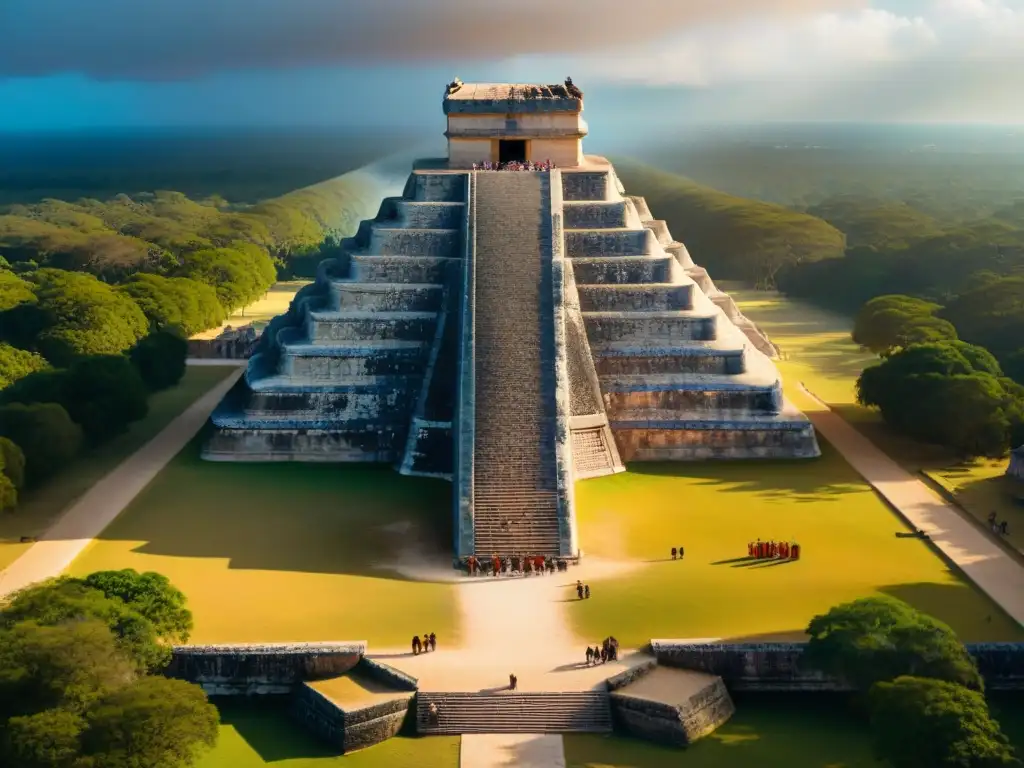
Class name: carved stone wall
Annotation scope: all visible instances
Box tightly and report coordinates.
[165,643,365,696]
[609,671,735,747]
[289,682,412,753]
[652,642,1024,691]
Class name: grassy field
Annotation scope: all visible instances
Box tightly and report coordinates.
[564,695,874,768]
[729,285,1024,558]
[573,438,1023,646]
[196,700,459,768]
[0,366,237,571]
[66,441,460,648]
[191,280,311,340]
[567,285,1023,647]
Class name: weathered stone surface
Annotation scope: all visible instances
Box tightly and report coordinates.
[166,643,365,696]
[289,681,412,753]
[652,642,1024,691]
[609,667,735,747]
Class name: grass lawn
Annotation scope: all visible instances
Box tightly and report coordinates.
[572,437,1024,647]
[728,285,1024,560]
[66,441,460,648]
[563,695,874,768]
[196,700,459,768]
[569,286,1023,647]
[0,366,238,571]
[191,280,311,340]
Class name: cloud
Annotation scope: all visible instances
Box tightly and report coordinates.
[0,0,859,80]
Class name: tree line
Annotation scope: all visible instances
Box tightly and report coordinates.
[804,596,1019,767]
[1,569,220,767]
[612,161,847,289]
[0,171,388,513]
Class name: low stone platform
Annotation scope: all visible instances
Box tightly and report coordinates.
[608,666,735,747]
[291,670,415,753]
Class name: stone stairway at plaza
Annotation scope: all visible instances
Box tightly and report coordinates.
[203,170,468,466]
[468,172,561,556]
[415,691,612,735]
[559,166,820,461]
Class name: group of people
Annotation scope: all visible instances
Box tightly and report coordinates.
[670,546,685,560]
[586,637,619,665]
[411,632,438,655]
[575,580,591,600]
[747,539,801,560]
[988,511,1011,537]
[470,160,556,172]
[463,554,570,576]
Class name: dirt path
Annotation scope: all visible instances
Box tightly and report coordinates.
[800,385,1024,627]
[460,734,565,768]
[0,369,243,600]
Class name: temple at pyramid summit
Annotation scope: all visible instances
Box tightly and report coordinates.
[204,80,820,560]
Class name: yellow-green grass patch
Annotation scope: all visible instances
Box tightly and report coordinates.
[197,700,459,768]
[573,439,1024,647]
[729,285,1024,559]
[563,694,874,768]
[0,366,238,571]
[191,280,311,340]
[66,444,460,648]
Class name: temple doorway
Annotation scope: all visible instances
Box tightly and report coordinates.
[498,139,527,163]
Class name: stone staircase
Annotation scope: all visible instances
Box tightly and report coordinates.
[415,691,612,735]
[559,167,819,461]
[470,172,560,555]
[204,170,467,462]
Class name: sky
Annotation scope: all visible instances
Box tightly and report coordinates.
[1,0,1023,132]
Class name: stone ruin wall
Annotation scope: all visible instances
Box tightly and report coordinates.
[290,681,412,754]
[652,642,1024,691]
[604,662,735,747]
[164,642,365,696]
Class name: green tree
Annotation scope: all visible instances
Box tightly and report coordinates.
[25,270,149,366]
[0,402,83,485]
[0,342,50,389]
[4,707,86,768]
[79,677,219,768]
[0,436,26,512]
[857,342,1020,454]
[80,570,193,643]
[852,295,957,355]
[129,331,188,392]
[0,269,36,311]
[2,356,149,444]
[869,676,1019,767]
[803,596,983,692]
[1,579,170,672]
[118,274,225,336]
[0,620,136,720]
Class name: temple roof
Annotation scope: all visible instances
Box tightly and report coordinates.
[444,82,583,114]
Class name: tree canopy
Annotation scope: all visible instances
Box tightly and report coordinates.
[852,295,958,355]
[869,676,1019,767]
[0,571,217,768]
[857,342,1023,456]
[613,162,847,288]
[2,355,149,444]
[0,402,83,485]
[803,596,983,692]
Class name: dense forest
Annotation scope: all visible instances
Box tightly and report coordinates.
[616,139,1024,457]
[0,162,393,513]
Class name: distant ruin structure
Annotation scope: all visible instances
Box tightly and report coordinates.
[204,81,820,560]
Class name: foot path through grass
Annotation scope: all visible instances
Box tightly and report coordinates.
[799,385,1024,626]
[0,367,243,598]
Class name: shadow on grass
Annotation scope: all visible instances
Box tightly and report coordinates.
[213,698,341,762]
[563,691,873,767]
[623,441,865,503]
[75,436,456,584]
[880,580,1023,642]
